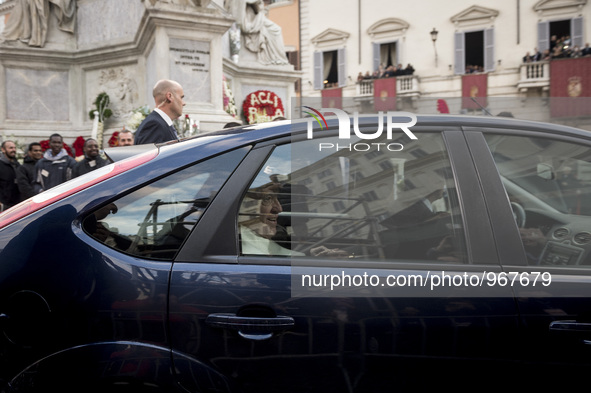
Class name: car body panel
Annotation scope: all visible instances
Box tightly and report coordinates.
[1,115,591,391]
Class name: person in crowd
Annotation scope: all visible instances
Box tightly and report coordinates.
[33,133,76,193]
[550,35,558,52]
[523,51,533,63]
[382,65,396,78]
[224,121,242,128]
[532,48,542,61]
[16,142,43,201]
[377,63,385,78]
[356,72,364,82]
[117,129,134,146]
[134,79,185,145]
[571,45,582,58]
[582,43,591,56]
[72,138,109,178]
[404,63,415,75]
[0,140,21,211]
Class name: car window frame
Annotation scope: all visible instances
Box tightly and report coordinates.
[79,146,252,261]
[177,128,503,273]
[464,127,591,273]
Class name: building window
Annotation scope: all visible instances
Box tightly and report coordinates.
[538,17,583,57]
[454,28,494,74]
[373,41,398,73]
[318,168,332,179]
[313,48,347,90]
[363,191,379,202]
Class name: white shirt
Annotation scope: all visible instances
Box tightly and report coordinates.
[240,225,304,256]
[154,108,173,126]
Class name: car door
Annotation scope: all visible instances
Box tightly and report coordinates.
[465,127,591,386]
[169,127,519,392]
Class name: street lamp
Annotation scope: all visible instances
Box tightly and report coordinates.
[430,28,439,67]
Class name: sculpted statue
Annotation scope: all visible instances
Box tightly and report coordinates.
[1,0,76,48]
[225,0,289,65]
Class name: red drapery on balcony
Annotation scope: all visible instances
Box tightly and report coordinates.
[373,77,397,111]
[321,87,342,109]
[461,74,488,110]
[550,57,591,118]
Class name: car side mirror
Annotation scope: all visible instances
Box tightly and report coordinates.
[537,163,555,180]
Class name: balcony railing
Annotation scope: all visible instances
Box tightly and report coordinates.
[357,79,374,95]
[356,75,420,97]
[517,61,550,93]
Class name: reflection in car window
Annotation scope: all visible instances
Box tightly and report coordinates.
[485,134,591,266]
[239,134,467,263]
[83,149,246,260]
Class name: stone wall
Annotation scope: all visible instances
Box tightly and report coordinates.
[0,0,300,150]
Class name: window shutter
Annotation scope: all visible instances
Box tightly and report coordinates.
[454,32,465,75]
[338,47,347,87]
[314,51,323,90]
[537,21,549,52]
[484,28,495,72]
[571,17,583,48]
[373,42,380,72]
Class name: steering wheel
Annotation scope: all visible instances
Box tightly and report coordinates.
[511,202,526,228]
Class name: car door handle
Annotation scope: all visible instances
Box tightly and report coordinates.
[550,320,591,345]
[206,313,295,341]
[549,320,591,332]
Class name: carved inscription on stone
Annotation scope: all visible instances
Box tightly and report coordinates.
[6,68,69,121]
[169,38,211,103]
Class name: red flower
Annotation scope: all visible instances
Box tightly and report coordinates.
[108,131,120,147]
[242,90,285,124]
[73,136,85,157]
[40,140,50,151]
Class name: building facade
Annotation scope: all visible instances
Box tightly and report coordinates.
[293,0,590,128]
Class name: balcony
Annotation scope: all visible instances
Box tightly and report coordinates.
[356,75,420,98]
[517,61,550,95]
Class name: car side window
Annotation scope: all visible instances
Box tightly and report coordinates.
[83,149,246,260]
[238,134,468,263]
[484,134,591,266]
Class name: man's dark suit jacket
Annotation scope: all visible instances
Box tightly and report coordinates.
[134,111,177,145]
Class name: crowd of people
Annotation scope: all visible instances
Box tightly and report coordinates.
[464,64,485,74]
[0,130,134,212]
[523,37,591,63]
[357,63,415,82]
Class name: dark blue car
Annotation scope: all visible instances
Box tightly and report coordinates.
[2,115,591,392]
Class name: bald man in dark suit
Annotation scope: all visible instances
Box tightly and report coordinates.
[135,79,186,145]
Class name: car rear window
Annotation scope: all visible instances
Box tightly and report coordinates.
[82,148,247,260]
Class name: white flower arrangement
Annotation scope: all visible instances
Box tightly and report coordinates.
[126,105,151,131]
[223,77,238,118]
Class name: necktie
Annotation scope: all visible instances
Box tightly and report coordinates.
[170,125,179,140]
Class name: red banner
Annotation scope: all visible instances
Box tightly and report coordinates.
[373,77,397,111]
[321,87,342,109]
[550,57,591,118]
[462,74,488,109]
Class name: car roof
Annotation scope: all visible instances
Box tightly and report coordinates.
[105,115,590,162]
